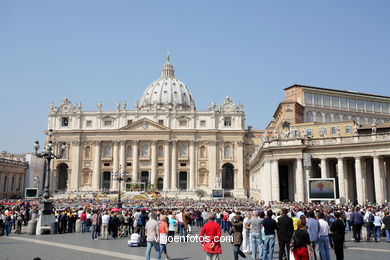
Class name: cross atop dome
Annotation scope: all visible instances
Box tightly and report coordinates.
[161,52,175,78]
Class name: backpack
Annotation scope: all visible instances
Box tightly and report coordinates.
[137,217,143,226]
[369,213,374,223]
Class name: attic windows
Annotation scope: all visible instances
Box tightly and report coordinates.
[61,117,69,127]
[224,117,232,127]
[104,120,112,126]
[179,120,188,127]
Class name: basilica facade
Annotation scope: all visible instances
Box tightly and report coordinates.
[47,56,252,197]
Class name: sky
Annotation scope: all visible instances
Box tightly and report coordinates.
[1,0,390,153]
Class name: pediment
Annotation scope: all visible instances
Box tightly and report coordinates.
[118,118,171,131]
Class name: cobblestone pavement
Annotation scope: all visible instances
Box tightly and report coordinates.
[1,227,390,260]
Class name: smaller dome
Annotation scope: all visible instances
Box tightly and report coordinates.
[138,55,196,111]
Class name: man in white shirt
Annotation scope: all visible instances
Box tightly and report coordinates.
[101,212,110,240]
[318,212,330,260]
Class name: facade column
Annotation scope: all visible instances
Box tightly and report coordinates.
[132,140,139,183]
[171,141,177,191]
[295,158,304,202]
[70,140,81,190]
[271,159,280,201]
[189,140,196,190]
[320,158,328,178]
[151,140,157,187]
[355,157,364,204]
[163,141,170,191]
[112,141,119,190]
[236,141,245,193]
[92,141,101,190]
[337,158,346,203]
[261,159,272,203]
[361,159,367,203]
[373,156,385,203]
[208,140,218,191]
[119,140,126,191]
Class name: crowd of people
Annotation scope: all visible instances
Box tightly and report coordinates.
[1,198,390,260]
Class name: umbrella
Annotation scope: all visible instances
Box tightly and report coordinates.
[111,208,121,212]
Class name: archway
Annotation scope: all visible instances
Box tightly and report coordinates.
[222,163,234,190]
[57,163,68,192]
[157,178,163,191]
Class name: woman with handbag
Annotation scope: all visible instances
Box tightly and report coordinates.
[200,213,222,260]
[291,220,313,260]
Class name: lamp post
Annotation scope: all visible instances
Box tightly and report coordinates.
[112,165,128,208]
[34,129,66,203]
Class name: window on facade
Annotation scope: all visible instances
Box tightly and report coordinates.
[306,129,313,137]
[368,118,373,124]
[224,145,232,158]
[126,162,132,166]
[324,113,331,122]
[104,120,112,126]
[200,120,206,127]
[180,162,187,167]
[158,162,163,167]
[332,96,340,108]
[158,120,164,125]
[104,162,110,167]
[200,145,206,158]
[382,103,389,114]
[349,99,356,110]
[366,101,373,112]
[334,114,340,122]
[127,120,133,125]
[340,98,348,109]
[330,127,337,135]
[342,115,349,121]
[158,146,164,158]
[224,117,232,126]
[305,111,314,122]
[374,102,381,113]
[127,146,132,157]
[86,120,92,127]
[319,127,326,136]
[141,144,148,157]
[103,145,111,157]
[314,94,322,106]
[179,145,187,157]
[315,112,323,122]
[345,126,352,134]
[61,117,69,126]
[357,99,364,111]
[179,120,187,126]
[85,146,90,158]
[323,95,331,107]
[304,92,313,105]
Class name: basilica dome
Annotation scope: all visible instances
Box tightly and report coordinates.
[137,55,196,111]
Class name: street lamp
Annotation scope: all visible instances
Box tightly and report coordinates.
[34,129,66,202]
[112,165,128,208]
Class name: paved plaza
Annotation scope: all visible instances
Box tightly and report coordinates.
[1,227,390,260]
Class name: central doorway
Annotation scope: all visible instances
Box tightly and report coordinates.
[222,163,234,190]
[279,165,289,201]
[179,171,187,190]
[57,163,68,192]
[102,171,111,190]
[140,171,150,187]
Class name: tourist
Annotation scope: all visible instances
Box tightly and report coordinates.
[101,211,110,240]
[230,214,246,260]
[128,227,141,247]
[91,211,98,240]
[145,212,161,260]
[168,213,177,239]
[242,211,251,254]
[261,210,277,260]
[291,220,312,260]
[199,213,222,260]
[306,211,320,260]
[373,211,382,242]
[350,207,363,242]
[248,211,262,259]
[318,212,330,260]
[330,212,345,260]
[383,211,390,242]
[277,208,294,260]
[159,215,170,260]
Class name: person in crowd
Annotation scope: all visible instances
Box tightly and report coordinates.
[291,212,299,231]
[364,208,374,241]
[168,213,178,239]
[330,212,345,260]
[200,213,222,260]
[306,211,320,260]
[145,212,161,260]
[277,208,294,260]
[248,211,262,259]
[291,220,312,260]
[101,211,110,240]
[91,210,99,240]
[318,212,330,260]
[128,227,141,247]
[350,207,364,242]
[383,211,390,243]
[159,215,170,260]
[242,211,251,254]
[230,213,246,260]
[262,210,277,260]
[373,211,382,242]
